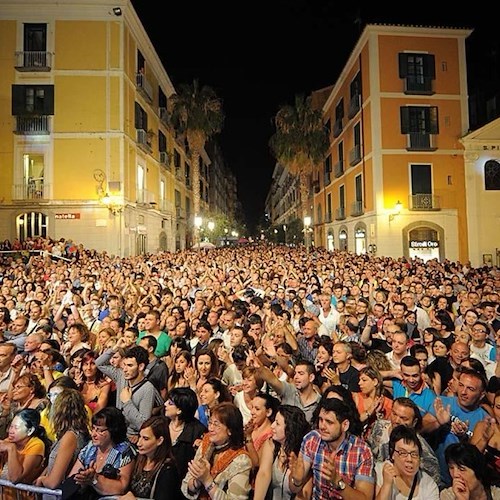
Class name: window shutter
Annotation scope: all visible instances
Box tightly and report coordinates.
[12,85,26,115]
[400,107,410,133]
[42,85,54,115]
[428,107,439,134]
[134,102,142,129]
[399,53,409,78]
[424,54,436,79]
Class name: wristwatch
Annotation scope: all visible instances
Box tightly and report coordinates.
[334,479,346,491]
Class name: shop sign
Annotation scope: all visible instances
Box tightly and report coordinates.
[410,240,439,248]
[55,213,80,220]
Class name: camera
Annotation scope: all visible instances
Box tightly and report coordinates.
[100,464,120,479]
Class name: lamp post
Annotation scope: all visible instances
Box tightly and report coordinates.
[303,216,311,251]
[194,215,202,250]
[283,224,287,245]
[388,200,403,223]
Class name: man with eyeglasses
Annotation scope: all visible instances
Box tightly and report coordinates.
[469,320,496,369]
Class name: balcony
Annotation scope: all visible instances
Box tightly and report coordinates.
[409,194,441,211]
[185,177,192,188]
[334,160,344,178]
[136,188,156,206]
[325,212,333,223]
[335,207,346,220]
[159,151,171,171]
[350,200,364,217]
[175,168,184,181]
[348,94,361,119]
[136,129,152,154]
[158,107,168,126]
[349,144,361,166]
[15,116,50,135]
[13,179,49,200]
[14,51,52,72]
[159,199,174,213]
[136,72,153,103]
[175,206,186,220]
[324,172,331,186]
[333,118,343,138]
[406,133,437,151]
[404,76,434,95]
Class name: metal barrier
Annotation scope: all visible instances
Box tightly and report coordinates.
[0,249,72,262]
[0,478,61,499]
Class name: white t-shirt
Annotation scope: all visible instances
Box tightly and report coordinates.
[375,462,439,500]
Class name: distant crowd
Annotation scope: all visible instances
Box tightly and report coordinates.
[0,235,497,500]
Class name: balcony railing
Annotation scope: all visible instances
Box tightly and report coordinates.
[349,144,361,166]
[324,172,331,186]
[15,116,50,135]
[350,200,364,217]
[404,76,433,95]
[159,151,172,171]
[136,129,152,153]
[333,118,343,138]
[334,160,344,178]
[325,212,333,223]
[13,180,49,200]
[335,207,346,220]
[136,188,156,206]
[185,177,191,188]
[175,168,184,181]
[136,72,153,103]
[14,51,51,71]
[348,94,361,119]
[175,206,186,219]
[408,194,441,211]
[406,133,436,151]
[158,107,168,125]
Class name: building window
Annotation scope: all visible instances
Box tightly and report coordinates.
[334,99,344,137]
[399,53,435,94]
[400,106,438,150]
[485,159,500,190]
[12,85,54,115]
[348,73,362,119]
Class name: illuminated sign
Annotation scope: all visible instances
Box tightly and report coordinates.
[55,213,80,220]
[409,240,439,248]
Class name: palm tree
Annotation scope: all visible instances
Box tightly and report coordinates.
[269,94,329,220]
[168,79,224,226]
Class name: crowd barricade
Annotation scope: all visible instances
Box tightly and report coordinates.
[0,478,62,499]
[0,249,72,261]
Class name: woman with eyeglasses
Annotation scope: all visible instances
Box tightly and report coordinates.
[375,425,439,500]
[182,402,252,499]
[6,373,47,422]
[34,389,90,498]
[67,406,136,497]
[164,387,206,480]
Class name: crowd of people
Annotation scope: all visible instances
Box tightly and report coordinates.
[0,235,498,500]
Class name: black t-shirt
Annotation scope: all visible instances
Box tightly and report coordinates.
[339,364,360,392]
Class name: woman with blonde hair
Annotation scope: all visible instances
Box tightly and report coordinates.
[34,388,90,496]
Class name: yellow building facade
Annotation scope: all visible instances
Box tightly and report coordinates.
[0,0,200,255]
[313,24,472,263]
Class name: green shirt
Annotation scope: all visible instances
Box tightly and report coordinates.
[137,330,172,357]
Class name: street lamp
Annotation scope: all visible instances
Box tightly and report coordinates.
[303,216,312,251]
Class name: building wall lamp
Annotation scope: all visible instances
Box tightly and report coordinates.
[388,200,403,222]
[102,193,124,215]
[112,7,122,16]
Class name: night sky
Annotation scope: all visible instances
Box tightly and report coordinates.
[130,2,499,233]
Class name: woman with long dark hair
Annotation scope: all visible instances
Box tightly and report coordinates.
[254,404,310,500]
[118,416,183,500]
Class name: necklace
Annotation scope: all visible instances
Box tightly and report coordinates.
[169,421,184,433]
